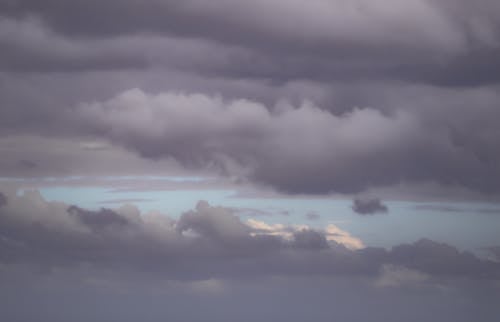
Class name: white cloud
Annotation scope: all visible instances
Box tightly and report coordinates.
[325,224,364,250]
[247,218,364,250]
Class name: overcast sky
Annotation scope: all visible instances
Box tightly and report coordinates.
[1,1,500,321]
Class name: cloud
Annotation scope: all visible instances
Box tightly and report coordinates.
[0,1,499,320]
[324,224,365,250]
[0,135,186,178]
[1,190,497,281]
[67,205,130,231]
[486,246,500,261]
[290,229,330,250]
[2,0,500,87]
[0,17,147,72]
[0,192,6,207]
[375,265,429,288]
[72,88,500,195]
[3,79,500,198]
[352,197,389,215]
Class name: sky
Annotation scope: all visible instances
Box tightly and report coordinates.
[1,1,500,321]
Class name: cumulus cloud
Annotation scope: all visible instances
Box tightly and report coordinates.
[324,224,365,250]
[1,1,500,198]
[1,1,500,320]
[352,197,389,215]
[0,189,499,322]
[0,190,498,281]
[70,88,500,195]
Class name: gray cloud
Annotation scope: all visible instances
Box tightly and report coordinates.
[0,2,499,198]
[0,135,188,178]
[0,17,148,72]
[0,190,498,280]
[1,189,499,322]
[486,246,500,261]
[0,191,6,207]
[67,205,130,231]
[70,88,500,195]
[2,75,500,197]
[1,1,500,87]
[352,197,389,215]
[290,229,329,250]
[1,2,500,320]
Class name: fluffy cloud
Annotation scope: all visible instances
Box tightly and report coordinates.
[1,190,499,322]
[324,224,365,250]
[1,1,500,320]
[73,88,500,195]
[1,1,500,198]
[0,190,498,281]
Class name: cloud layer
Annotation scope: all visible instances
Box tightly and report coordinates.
[70,88,500,195]
[1,189,499,322]
[0,190,498,281]
[1,1,500,197]
[2,2,500,320]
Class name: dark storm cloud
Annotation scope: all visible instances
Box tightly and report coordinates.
[0,1,500,197]
[1,0,500,86]
[352,197,389,215]
[0,190,498,280]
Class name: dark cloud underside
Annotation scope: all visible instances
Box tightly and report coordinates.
[0,1,499,194]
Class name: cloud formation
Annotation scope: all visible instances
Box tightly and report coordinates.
[2,0,500,87]
[1,1,500,320]
[0,1,500,198]
[0,190,498,281]
[70,88,500,195]
[352,197,389,215]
